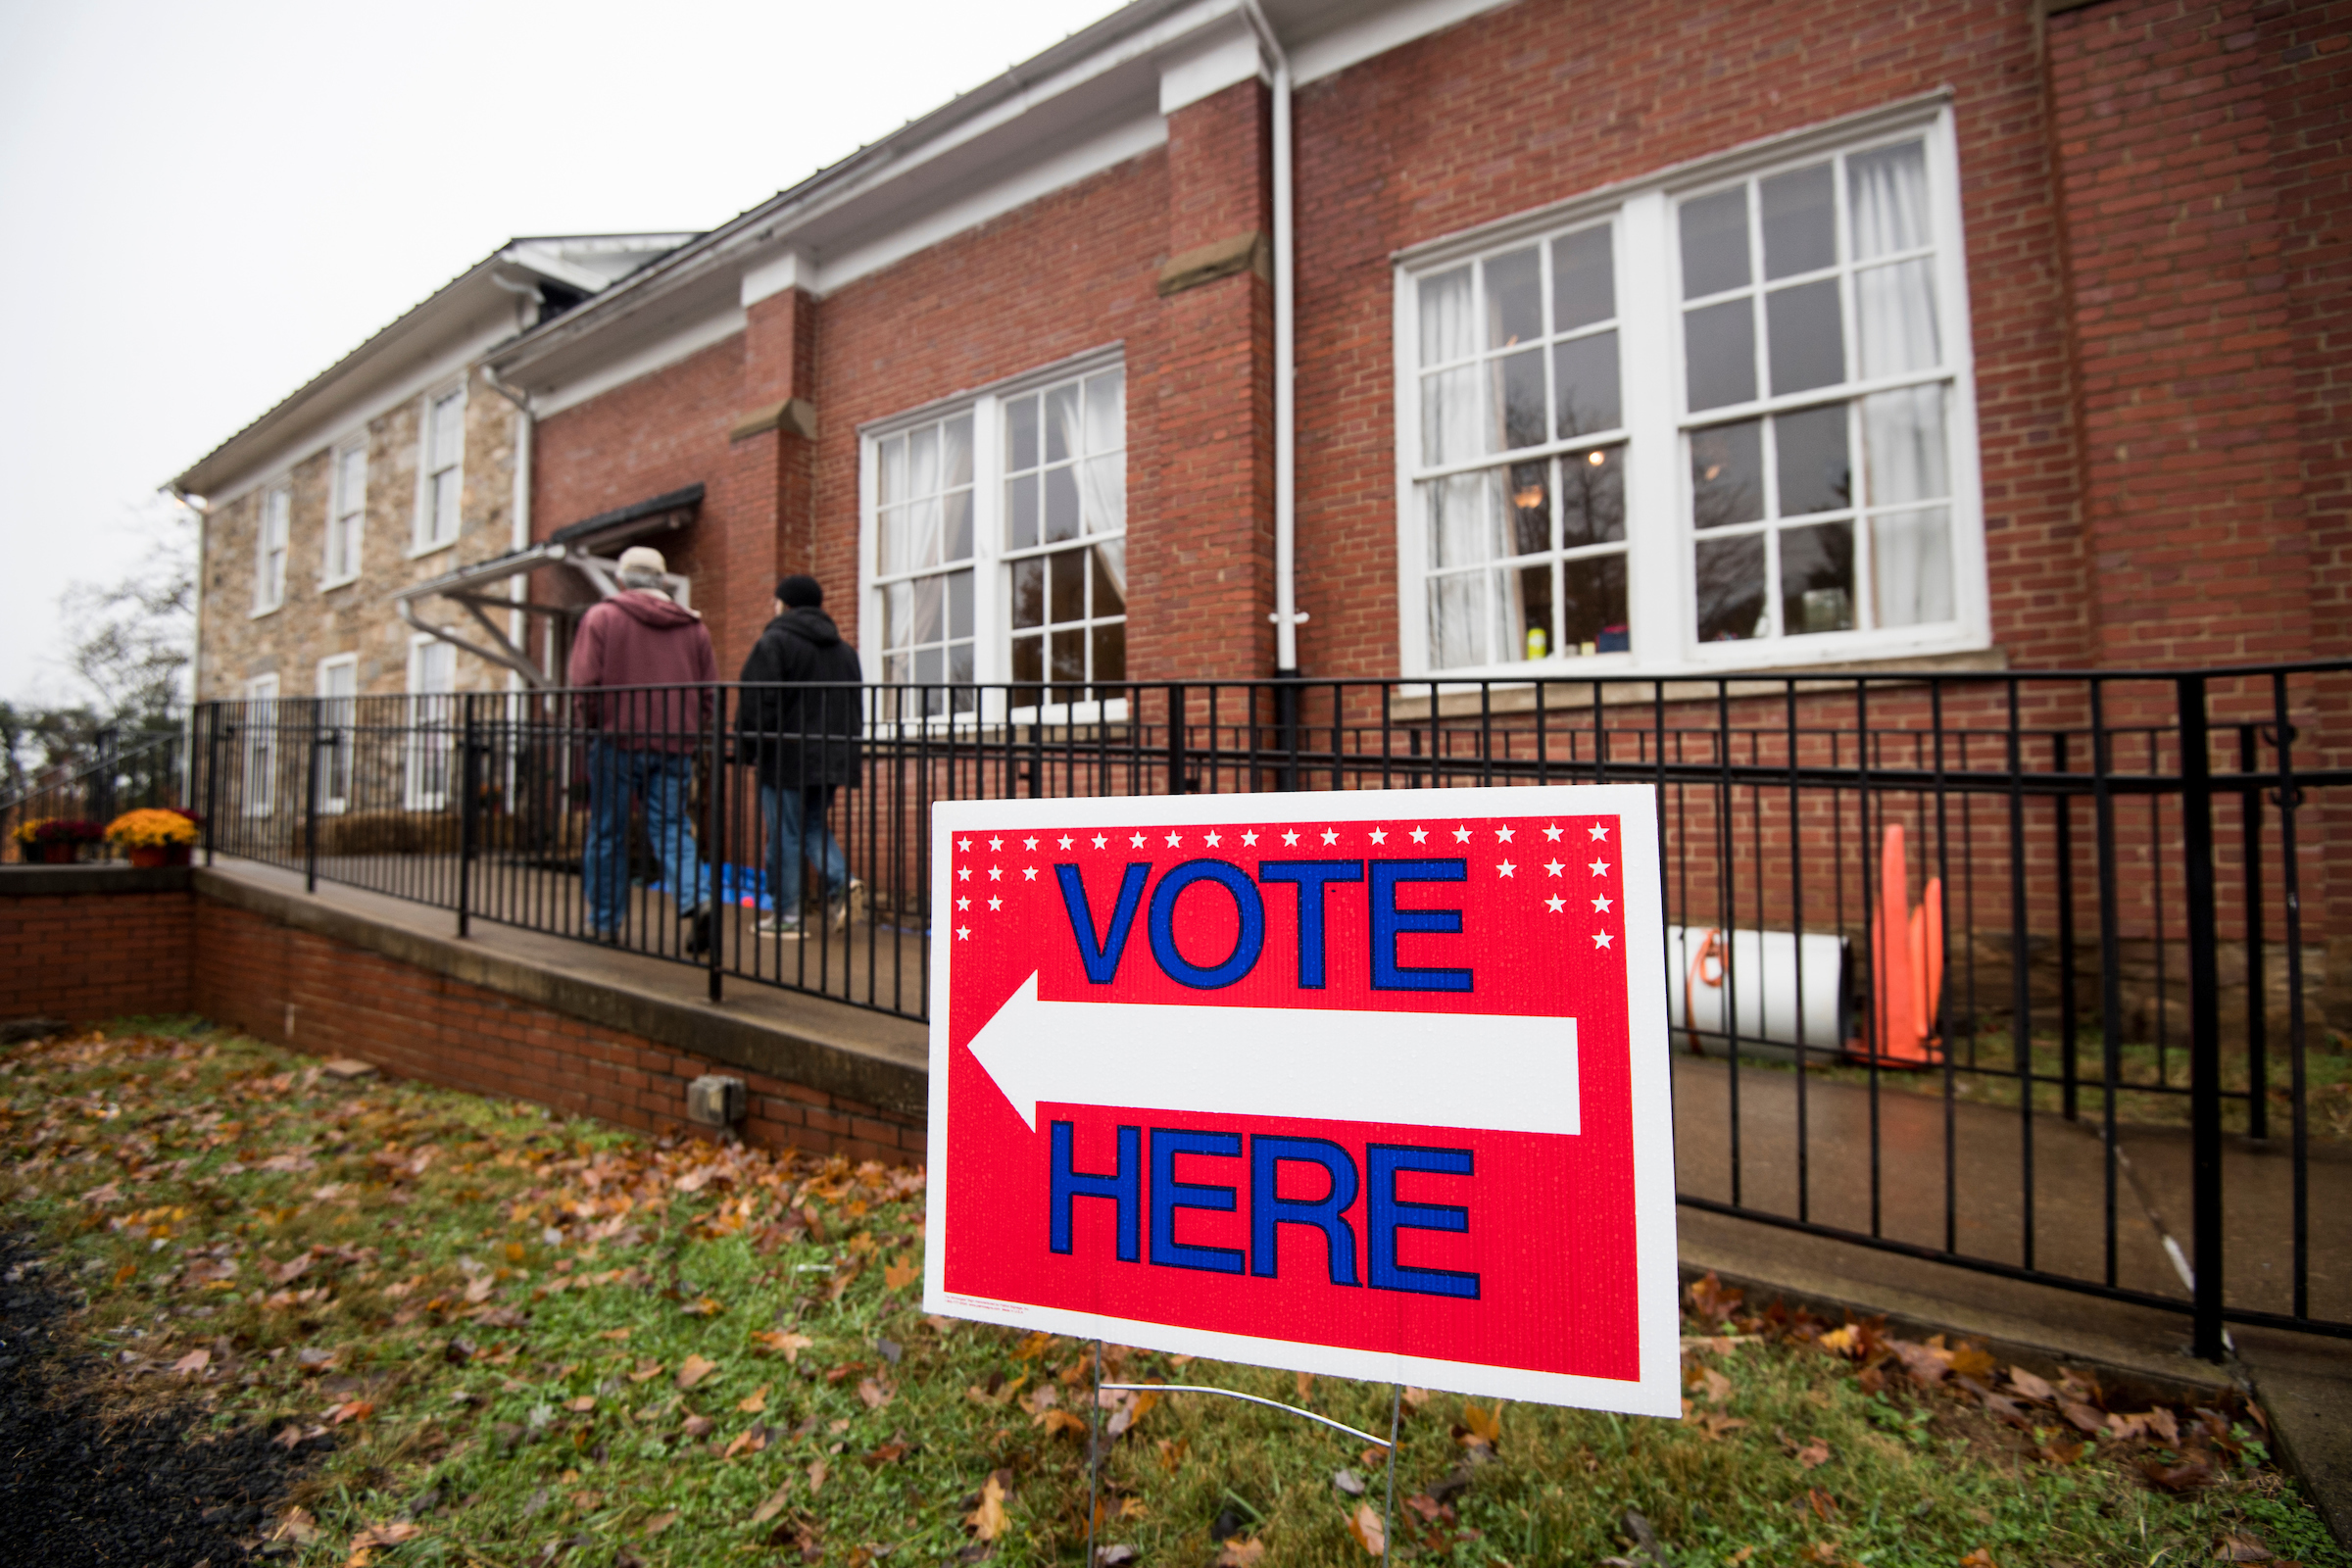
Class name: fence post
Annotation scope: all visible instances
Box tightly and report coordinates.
[303,699,323,894]
[202,705,221,867]
[458,693,479,940]
[92,726,119,827]
[707,685,724,1005]
[1275,674,1300,793]
[2176,674,2226,1361]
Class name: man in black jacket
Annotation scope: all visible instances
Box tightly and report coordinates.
[736,575,863,935]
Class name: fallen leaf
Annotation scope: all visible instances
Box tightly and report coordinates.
[325,1399,375,1425]
[1694,1411,1748,1442]
[738,1384,771,1413]
[270,1505,319,1544]
[682,1295,726,1317]
[1217,1537,1266,1567]
[1098,1546,1139,1567]
[966,1474,1007,1540]
[2211,1531,2275,1562]
[627,1360,665,1384]
[2061,1400,2107,1436]
[463,1275,494,1304]
[753,1330,814,1363]
[1348,1503,1385,1556]
[1959,1551,1997,1568]
[172,1348,211,1375]
[1795,1437,1833,1470]
[1805,1488,1838,1522]
[1457,1400,1502,1447]
[865,1441,909,1467]
[1038,1408,1090,1437]
[2143,1450,2217,1492]
[1400,1386,1429,1408]
[1816,1325,1858,1355]
[1947,1343,1996,1379]
[598,1327,632,1342]
[349,1521,421,1547]
[749,1483,793,1525]
[1333,1468,1366,1497]
[808,1458,830,1495]
[682,1413,715,1440]
[676,1353,718,1390]
[112,1262,135,1286]
[2006,1367,2055,1404]
[883,1257,919,1291]
[723,1425,768,1458]
[642,1510,679,1537]
[1013,1331,1054,1360]
[566,1396,596,1413]
[1699,1367,1733,1407]
[2143,1406,2180,1446]
[858,1376,895,1409]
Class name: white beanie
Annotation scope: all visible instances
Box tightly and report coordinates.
[617,545,667,578]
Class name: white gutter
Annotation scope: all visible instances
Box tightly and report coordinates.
[1237,0,1301,675]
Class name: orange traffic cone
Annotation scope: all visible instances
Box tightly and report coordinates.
[1860,822,1940,1066]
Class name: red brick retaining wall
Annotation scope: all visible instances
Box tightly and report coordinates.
[0,882,193,1025]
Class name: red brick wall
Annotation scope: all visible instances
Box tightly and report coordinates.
[523,0,2344,688]
[188,899,920,1163]
[0,889,193,1024]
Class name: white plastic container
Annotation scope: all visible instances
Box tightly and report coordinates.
[1664,924,1851,1062]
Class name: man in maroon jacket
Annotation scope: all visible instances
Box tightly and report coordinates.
[567,545,717,950]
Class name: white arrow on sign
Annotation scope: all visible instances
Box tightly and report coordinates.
[964,972,1580,1138]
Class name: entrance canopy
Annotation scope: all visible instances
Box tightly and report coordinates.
[392,484,703,688]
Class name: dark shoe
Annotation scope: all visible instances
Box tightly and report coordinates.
[683,907,711,957]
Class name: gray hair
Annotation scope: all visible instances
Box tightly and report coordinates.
[618,564,666,592]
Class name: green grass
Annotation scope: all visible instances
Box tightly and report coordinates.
[4,1018,2346,1568]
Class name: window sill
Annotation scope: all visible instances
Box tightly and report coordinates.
[319,573,361,592]
[249,603,283,620]
[1390,644,2008,720]
[407,536,459,562]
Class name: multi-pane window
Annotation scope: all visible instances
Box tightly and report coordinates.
[1005,368,1126,701]
[1397,108,1979,676]
[325,443,366,584]
[1680,137,1954,644]
[405,638,456,809]
[874,412,975,700]
[861,358,1127,712]
[254,485,290,613]
[418,388,465,550]
[317,656,357,813]
[1416,222,1628,668]
[242,674,279,815]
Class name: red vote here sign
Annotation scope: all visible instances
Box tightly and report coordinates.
[921,785,1679,1416]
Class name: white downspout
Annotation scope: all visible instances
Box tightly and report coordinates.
[1237,0,1301,675]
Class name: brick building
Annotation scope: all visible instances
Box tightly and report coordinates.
[175,234,695,717]
[426,0,2348,705]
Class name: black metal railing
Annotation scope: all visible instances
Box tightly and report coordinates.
[1,726,189,858]
[187,665,2352,1352]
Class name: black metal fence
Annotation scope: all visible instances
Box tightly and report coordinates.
[188,666,2352,1353]
[1,727,190,858]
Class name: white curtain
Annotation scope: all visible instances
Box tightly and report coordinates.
[1419,266,1485,466]
[1849,140,1952,628]
[1072,370,1126,542]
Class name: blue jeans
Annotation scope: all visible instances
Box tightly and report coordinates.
[584,742,706,934]
[761,783,846,922]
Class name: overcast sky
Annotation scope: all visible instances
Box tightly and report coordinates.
[0,0,1119,708]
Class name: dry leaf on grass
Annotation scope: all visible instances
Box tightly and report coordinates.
[965,1474,1007,1540]
[2006,1367,2055,1403]
[1216,1537,1266,1568]
[808,1459,830,1495]
[1795,1437,1833,1470]
[738,1385,770,1413]
[627,1360,665,1384]
[2210,1531,2275,1562]
[883,1257,919,1290]
[463,1275,494,1304]
[676,1353,718,1390]
[753,1330,814,1363]
[723,1426,768,1458]
[749,1483,793,1525]
[172,1348,211,1375]
[344,1520,421,1567]
[324,1399,375,1426]
[565,1396,595,1413]
[1959,1550,1998,1568]
[1037,1409,1089,1438]
[641,1510,679,1537]
[1348,1503,1386,1556]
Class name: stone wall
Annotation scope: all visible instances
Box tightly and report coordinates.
[199,368,522,705]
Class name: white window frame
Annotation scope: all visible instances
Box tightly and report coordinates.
[403,634,458,810]
[856,345,1128,726]
[413,382,466,557]
[252,483,291,615]
[323,438,367,587]
[242,673,279,816]
[1393,96,1985,679]
[316,654,359,814]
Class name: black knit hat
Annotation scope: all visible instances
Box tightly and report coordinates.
[777,574,823,609]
